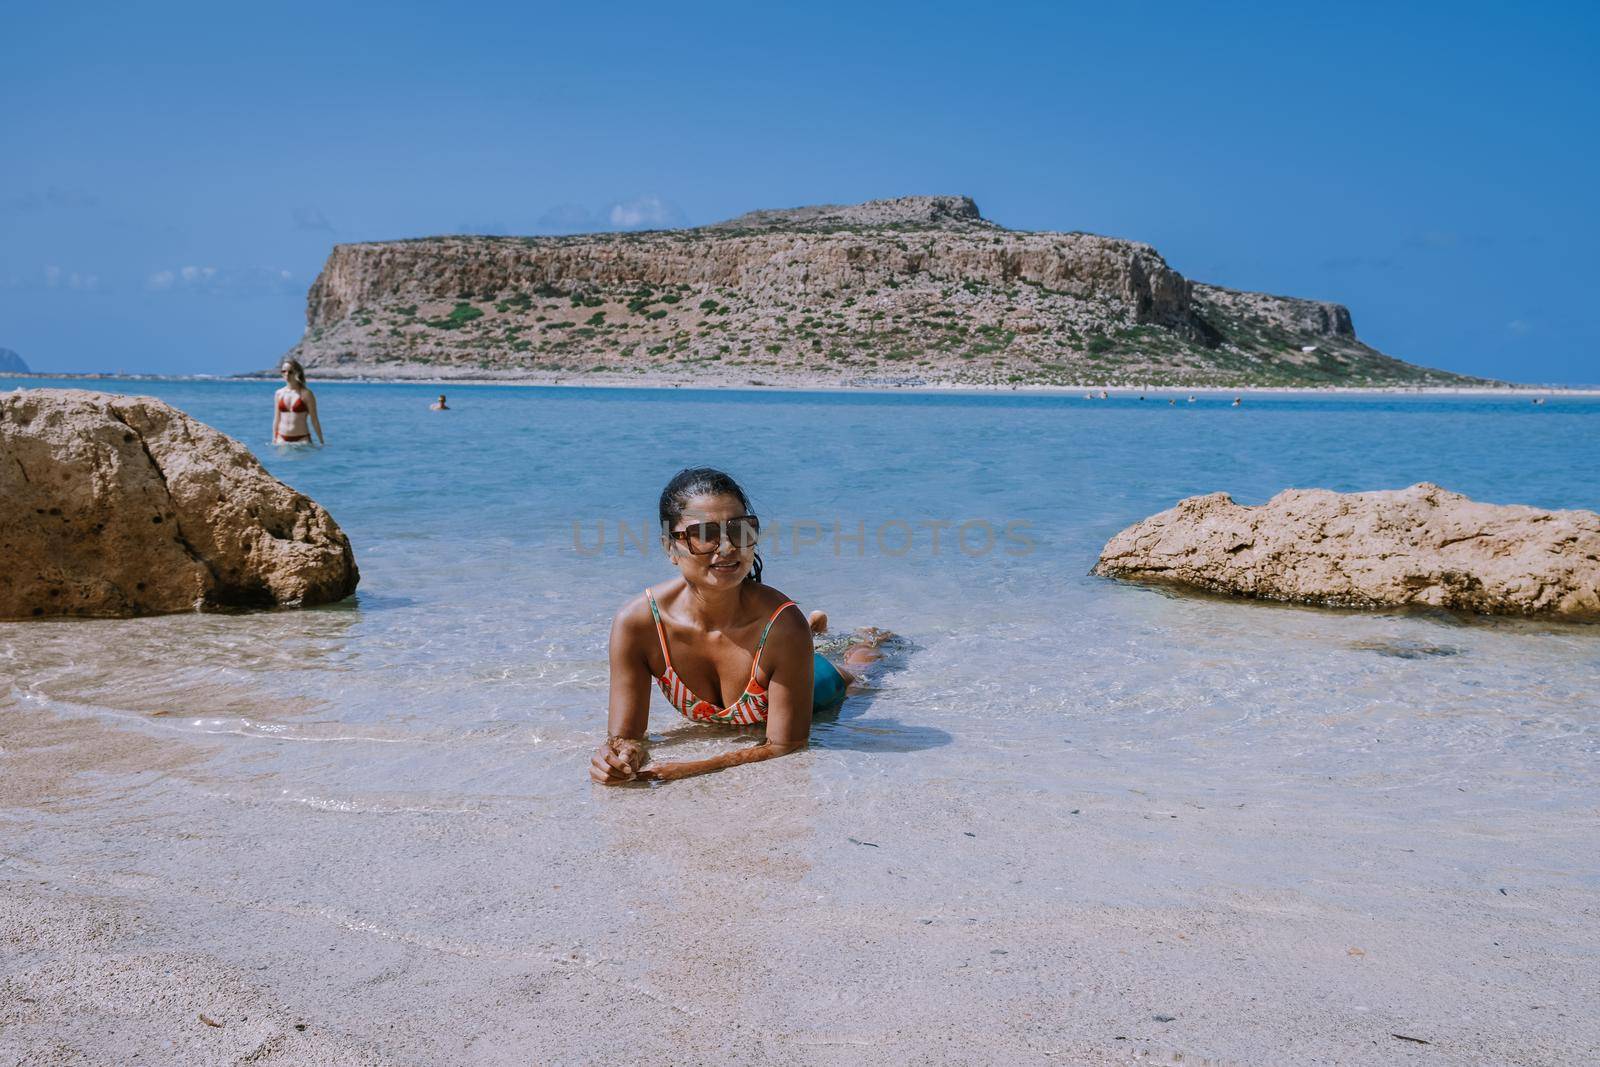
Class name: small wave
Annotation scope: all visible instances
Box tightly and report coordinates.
[11,686,560,751]
[1348,639,1465,659]
[280,791,487,816]
[184,716,428,744]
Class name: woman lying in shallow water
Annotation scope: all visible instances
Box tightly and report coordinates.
[591,467,890,784]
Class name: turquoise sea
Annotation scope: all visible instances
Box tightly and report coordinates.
[4,377,1599,1061]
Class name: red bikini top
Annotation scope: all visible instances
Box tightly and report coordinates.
[645,589,799,726]
[277,391,308,413]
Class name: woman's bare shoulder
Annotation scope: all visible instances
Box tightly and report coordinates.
[751,585,807,637]
[756,592,812,673]
[614,589,648,621]
[751,583,802,612]
[613,582,672,632]
[609,592,654,661]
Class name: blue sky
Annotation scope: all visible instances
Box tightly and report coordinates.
[3,1,1596,382]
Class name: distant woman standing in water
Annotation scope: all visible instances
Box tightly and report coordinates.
[272,359,324,445]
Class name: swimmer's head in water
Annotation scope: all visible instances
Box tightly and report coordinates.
[659,467,762,585]
[280,359,306,389]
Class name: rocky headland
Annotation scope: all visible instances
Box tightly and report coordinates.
[0,348,30,374]
[281,196,1480,388]
[0,389,358,618]
[1093,483,1600,620]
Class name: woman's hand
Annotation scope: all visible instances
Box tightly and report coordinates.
[590,736,646,785]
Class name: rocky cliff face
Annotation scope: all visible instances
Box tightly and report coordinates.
[285,196,1475,387]
[706,194,989,232]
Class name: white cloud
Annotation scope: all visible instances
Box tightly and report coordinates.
[43,265,100,291]
[2,187,100,215]
[606,195,685,230]
[145,265,297,296]
[536,203,597,232]
[0,265,101,292]
[466,196,691,237]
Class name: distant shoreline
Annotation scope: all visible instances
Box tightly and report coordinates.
[5,369,1598,396]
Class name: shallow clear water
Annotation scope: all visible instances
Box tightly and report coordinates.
[4,378,1599,1059]
[7,381,1600,786]
[6,379,1597,802]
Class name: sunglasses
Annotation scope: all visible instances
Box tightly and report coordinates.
[668,515,761,555]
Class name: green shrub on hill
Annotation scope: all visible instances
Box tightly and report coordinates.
[426,303,485,330]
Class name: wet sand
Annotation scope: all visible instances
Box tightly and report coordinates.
[3,693,1595,1066]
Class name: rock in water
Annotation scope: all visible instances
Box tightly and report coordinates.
[1093,483,1600,621]
[0,348,30,373]
[0,388,358,618]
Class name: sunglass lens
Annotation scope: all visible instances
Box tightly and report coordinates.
[731,517,760,548]
[685,523,719,554]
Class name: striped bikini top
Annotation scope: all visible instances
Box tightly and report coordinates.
[645,588,798,726]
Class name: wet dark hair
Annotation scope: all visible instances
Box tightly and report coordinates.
[658,467,762,584]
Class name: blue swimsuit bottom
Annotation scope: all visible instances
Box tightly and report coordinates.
[812,652,849,710]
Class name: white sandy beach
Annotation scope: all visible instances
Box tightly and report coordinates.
[3,689,1594,1066]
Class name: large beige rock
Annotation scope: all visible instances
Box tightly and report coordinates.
[0,388,358,619]
[1093,483,1600,621]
